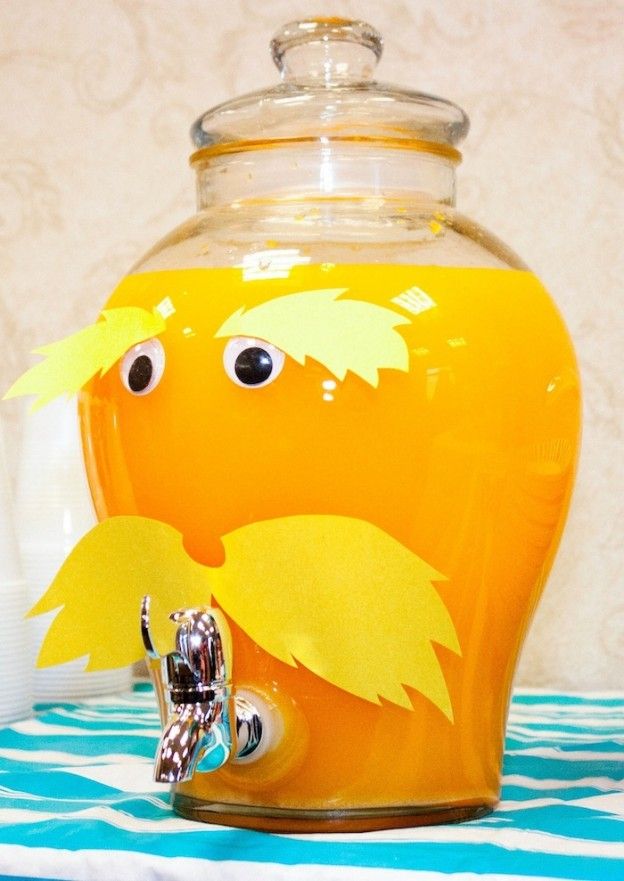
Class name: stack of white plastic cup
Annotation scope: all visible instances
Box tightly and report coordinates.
[0,416,33,724]
[15,397,132,701]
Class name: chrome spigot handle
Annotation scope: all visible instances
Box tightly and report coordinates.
[141,595,264,783]
[140,594,159,660]
[141,596,231,696]
[171,606,230,691]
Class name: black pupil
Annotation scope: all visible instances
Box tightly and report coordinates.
[234,347,273,385]
[128,355,153,392]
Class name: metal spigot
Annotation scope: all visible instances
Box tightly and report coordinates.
[141,596,264,783]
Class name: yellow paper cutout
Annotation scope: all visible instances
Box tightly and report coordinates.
[28,514,459,718]
[215,288,411,388]
[214,515,460,719]
[4,308,166,410]
[27,517,212,669]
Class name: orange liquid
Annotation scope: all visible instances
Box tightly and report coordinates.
[79,264,580,822]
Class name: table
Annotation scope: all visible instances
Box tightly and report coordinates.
[0,684,622,881]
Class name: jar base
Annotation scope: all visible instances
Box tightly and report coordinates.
[172,793,494,832]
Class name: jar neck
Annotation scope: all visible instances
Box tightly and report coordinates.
[193,142,457,210]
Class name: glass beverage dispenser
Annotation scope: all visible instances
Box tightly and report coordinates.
[67,18,579,831]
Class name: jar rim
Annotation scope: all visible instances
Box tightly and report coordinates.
[189,135,462,167]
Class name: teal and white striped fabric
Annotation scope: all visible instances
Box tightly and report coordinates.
[0,684,622,881]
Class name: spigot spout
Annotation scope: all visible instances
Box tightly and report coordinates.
[141,596,264,783]
[154,697,231,783]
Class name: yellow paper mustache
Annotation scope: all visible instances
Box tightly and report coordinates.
[29,515,460,719]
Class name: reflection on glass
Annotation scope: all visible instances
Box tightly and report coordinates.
[391,286,437,315]
[156,296,176,319]
[322,379,337,402]
[240,249,311,281]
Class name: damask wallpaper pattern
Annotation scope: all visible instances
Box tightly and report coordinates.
[0,0,622,688]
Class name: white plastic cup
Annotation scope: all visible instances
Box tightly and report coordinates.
[15,398,132,701]
[0,417,33,724]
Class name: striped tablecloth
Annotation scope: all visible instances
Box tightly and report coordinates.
[0,684,622,881]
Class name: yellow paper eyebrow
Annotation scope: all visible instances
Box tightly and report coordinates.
[3,307,166,411]
[215,288,411,387]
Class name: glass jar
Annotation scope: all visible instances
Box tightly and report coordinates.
[79,18,580,831]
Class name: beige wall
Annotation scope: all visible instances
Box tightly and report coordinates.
[1,0,622,689]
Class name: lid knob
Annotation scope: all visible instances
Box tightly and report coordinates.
[270,18,383,85]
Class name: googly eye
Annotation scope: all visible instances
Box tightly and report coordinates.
[223,337,285,388]
[120,338,165,396]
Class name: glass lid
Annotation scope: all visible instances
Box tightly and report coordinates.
[190,17,469,164]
